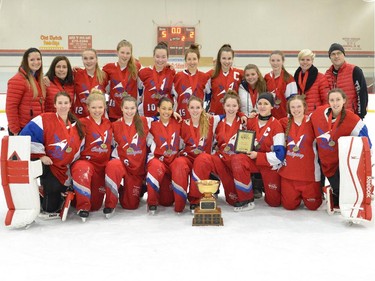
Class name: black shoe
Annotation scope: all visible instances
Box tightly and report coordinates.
[190,204,198,214]
[78,210,89,218]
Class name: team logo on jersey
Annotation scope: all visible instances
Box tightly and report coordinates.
[316,128,334,151]
[286,135,305,159]
[122,133,142,155]
[90,131,109,153]
[180,86,193,104]
[159,132,179,156]
[47,134,74,160]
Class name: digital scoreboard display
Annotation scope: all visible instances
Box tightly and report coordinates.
[157,26,196,56]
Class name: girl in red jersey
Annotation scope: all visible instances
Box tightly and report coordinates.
[293,49,329,114]
[206,44,243,115]
[138,42,176,117]
[20,92,84,213]
[279,95,322,210]
[103,40,141,121]
[146,97,182,214]
[71,91,113,221]
[310,88,371,207]
[231,92,286,209]
[103,96,152,217]
[172,43,210,119]
[264,50,297,119]
[6,47,46,135]
[171,96,222,213]
[73,48,108,118]
[190,91,246,209]
[239,64,267,116]
[44,56,74,113]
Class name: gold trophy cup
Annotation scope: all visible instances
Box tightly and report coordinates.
[192,180,224,226]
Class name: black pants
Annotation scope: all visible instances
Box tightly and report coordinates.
[327,169,340,206]
[40,165,67,212]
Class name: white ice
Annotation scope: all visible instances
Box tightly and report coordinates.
[0,112,375,281]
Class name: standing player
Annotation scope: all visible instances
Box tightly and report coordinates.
[279,95,322,210]
[71,91,112,221]
[20,92,84,214]
[230,92,285,208]
[171,96,222,212]
[239,64,267,116]
[146,97,182,214]
[264,50,297,119]
[73,48,108,118]
[172,43,210,119]
[103,96,151,217]
[103,40,141,122]
[206,44,243,115]
[138,42,176,117]
[310,88,371,207]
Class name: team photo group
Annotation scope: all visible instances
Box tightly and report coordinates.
[4,39,372,223]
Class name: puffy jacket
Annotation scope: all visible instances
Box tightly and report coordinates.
[45,77,74,112]
[294,66,329,114]
[6,68,44,134]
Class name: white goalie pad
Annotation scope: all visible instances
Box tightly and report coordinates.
[339,136,373,223]
[1,136,42,229]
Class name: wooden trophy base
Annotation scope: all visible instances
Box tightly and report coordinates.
[192,207,224,226]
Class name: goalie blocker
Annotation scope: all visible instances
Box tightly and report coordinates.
[338,136,373,223]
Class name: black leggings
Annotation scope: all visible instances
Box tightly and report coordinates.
[327,169,340,206]
[40,165,68,212]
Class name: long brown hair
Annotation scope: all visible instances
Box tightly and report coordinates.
[20,47,46,99]
[223,89,240,108]
[121,95,145,137]
[270,50,292,82]
[284,95,307,143]
[328,88,347,126]
[54,91,84,139]
[212,44,234,79]
[243,64,267,93]
[188,96,210,139]
[82,48,107,85]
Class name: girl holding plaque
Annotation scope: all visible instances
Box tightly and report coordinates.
[172,43,210,119]
[103,96,152,217]
[71,91,113,221]
[20,92,85,214]
[293,49,329,114]
[173,96,222,212]
[190,91,247,210]
[146,97,182,214]
[310,88,371,207]
[138,42,176,117]
[278,95,322,210]
[103,40,141,122]
[206,44,243,115]
[232,92,286,208]
[238,64,267,116]
[264,50,297,120]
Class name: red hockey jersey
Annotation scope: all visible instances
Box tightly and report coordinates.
[279,116,320,182]
[103,62,141,120]
[310,104,371,177]
[138,66,176,117]
[172,70,210,119]
[79,116,113,167]
[147,117,181,166]
[73,68,108,118]
[207,68,243,115]
[111,116,150,175]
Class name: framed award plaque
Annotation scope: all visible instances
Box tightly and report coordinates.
[234,130,255,154]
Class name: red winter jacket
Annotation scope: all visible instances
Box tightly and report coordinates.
[6,68,44,134]
[45,77,74,112]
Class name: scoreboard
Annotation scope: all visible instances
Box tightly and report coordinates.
[157,26,195,56]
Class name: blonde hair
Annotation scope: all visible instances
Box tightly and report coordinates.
[86,90,106,107]
[298,49,315,61]
[117,40,138,79]
[270,50,291,82]
[188,96,210,139]
[82,48,107,85]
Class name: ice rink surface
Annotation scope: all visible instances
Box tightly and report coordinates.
[0,112,374,281]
